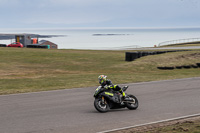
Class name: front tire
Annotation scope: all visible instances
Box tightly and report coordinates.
[125,95,138,110]
[94,97,109,113]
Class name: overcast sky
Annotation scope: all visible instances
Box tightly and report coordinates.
[0,0,200,29]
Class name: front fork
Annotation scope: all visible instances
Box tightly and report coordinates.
[101,96,106,104]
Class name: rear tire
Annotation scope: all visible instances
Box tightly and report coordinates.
[94,97,109,113]
[125,95,138,110]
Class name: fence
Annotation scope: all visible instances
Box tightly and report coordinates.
[158,38,200,47]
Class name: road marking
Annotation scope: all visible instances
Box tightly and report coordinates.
[98,113,200,133]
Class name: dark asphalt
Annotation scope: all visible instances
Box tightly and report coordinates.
[0,77,200,133]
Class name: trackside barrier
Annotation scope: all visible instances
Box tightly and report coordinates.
[125,50,190,61]
[0,44,7,47]
[27,45,50,49]
[157,63,200,70]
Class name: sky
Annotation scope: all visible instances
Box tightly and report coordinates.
[0,0,200,29]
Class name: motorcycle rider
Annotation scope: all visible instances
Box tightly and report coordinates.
[98,75,129,101]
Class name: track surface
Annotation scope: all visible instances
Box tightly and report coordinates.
[0,77,200,133]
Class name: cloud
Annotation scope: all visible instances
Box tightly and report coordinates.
[1,0,200,28]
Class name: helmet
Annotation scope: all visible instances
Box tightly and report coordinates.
[98,75,107,85]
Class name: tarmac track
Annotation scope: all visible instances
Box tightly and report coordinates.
[0,77,200,133]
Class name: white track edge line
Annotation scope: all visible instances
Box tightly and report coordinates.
[98,113,200,133]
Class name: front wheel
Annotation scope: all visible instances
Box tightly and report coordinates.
[94,96,109,113]
[125,94,139,110]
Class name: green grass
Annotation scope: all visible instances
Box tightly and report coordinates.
[0,47,200,95]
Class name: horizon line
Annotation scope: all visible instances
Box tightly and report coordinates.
[1,26,200,31]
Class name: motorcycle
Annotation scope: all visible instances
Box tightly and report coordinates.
[93,85,138,113]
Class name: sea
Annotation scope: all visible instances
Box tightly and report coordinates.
[1,27,200,49]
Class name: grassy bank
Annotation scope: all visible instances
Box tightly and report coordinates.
[113,116,200,133]
[145,119,200,133]
[0,47,200,95]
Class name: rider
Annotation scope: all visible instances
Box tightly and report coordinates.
[98,75,129,101]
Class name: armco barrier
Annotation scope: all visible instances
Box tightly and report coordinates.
[0,44,7,47]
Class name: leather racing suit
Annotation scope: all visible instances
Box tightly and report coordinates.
[101,79,126,97]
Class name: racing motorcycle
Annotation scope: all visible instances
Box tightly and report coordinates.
[94,86,138,113]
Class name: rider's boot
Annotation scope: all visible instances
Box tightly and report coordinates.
[122,92,130,101]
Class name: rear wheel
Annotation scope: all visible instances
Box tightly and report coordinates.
[94,96,109,113]
[125,95,138,110]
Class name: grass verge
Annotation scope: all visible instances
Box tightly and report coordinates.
[112,116,200,133]
[0,47,200,95]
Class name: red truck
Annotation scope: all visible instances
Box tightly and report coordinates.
[7,42,23,48]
